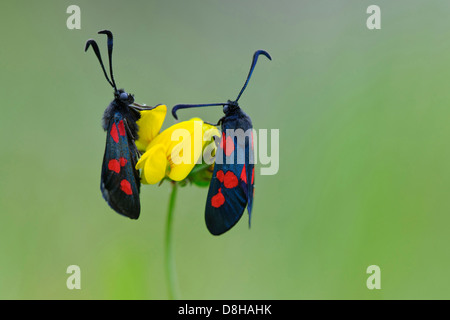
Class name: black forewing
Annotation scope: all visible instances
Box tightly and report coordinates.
[205,111,254,235]
[101,112,141,219]
[205,160,246,235]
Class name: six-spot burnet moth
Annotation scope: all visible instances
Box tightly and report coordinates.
[85,30,156,219]
[172,50,272,235]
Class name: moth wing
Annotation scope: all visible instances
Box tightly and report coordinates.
[204,129,253,235]
[101,113,141,219]
[205,163,247,235]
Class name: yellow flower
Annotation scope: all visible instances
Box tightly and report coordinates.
[135,106,220,185]
[135,104,168,152]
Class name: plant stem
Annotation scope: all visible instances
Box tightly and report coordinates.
[165,182,179,300]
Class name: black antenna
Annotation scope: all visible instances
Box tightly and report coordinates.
[172,103,225,120]
[85,30,118,91]
[98,30,117,91]
[171,50,271,120]
[235,50,271,102]
[85,40,114,88]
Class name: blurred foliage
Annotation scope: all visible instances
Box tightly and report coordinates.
[1,0,450,299]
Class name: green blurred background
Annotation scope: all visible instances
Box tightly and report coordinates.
[1,0,450,299]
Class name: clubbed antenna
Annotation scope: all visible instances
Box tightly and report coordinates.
[171,50,272,120]
[85,30,118,91]
[235,50,272,102]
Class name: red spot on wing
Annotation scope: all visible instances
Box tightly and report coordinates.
[251,167,254,185]
[120,179,133,195]
[211,188,225,208]
[224,136,235,157]
[219,134,235,157]
[110,124,119,143]
[224,171,238,189]
[240,164,247,184]
[216,170,224,183]
[119,157,128,167]
[118,120,126,136]
[219,135,224,149]
[108,159,121,173]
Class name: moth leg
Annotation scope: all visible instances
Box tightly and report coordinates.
[213,135,221,149]
[204,117,224,127]
[122,118,142,165]
[122,118,138,141]
[130,102,156,111]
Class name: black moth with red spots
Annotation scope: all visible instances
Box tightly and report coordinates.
[85,30,156,219]
[172,50,271,235]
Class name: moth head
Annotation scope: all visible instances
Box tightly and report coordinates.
[115,89,135,104]
[223,100,239,115]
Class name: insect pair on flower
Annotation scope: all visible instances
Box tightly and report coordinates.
[85,30,271,235]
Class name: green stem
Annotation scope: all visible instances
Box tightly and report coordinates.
[165,182,179,300]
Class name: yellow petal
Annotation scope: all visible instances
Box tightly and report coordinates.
[148,118,200,152]
[202,122,221,147]
[136,147,151,170]
[135,104,167,152]
[137,144,167,184]
[167,119,218,181]
[167,128,197,181]
[139,118,220,183]
[168,162,196,181]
